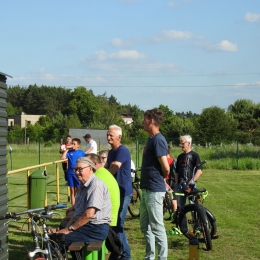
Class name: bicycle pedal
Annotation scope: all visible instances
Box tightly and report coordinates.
[212,234,219,239]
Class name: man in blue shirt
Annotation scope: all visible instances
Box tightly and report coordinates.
[105,124,132,260]
[140,109,170,260]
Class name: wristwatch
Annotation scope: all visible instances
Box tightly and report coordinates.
[68,225,75,231]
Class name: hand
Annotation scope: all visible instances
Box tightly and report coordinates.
[56,228,71,234]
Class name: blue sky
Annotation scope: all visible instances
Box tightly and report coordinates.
[1,0,260,114]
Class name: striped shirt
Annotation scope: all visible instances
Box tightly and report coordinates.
[73,174,111,225]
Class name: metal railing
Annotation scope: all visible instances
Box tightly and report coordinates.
[7,159,69,209]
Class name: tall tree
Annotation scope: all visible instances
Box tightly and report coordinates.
[228,99,260,143]
[66,87,100,126]
[196,106,238,145]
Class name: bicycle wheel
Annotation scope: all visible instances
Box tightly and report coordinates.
[163,196,173,221]
[178,204,214,250]
[128,184,141,218]
[48,240,64,260]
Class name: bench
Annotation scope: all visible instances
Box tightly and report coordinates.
[69,240,107,260]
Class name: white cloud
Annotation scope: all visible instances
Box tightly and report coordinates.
[244,12,260,23]
[199,40,238,52]
[215,40,238,52]
[94,50,108,60]
[94,50,146,60]
[79,50,181,74]
[109,50,146,59]
[153,29,194,42]
[111,38,131,48]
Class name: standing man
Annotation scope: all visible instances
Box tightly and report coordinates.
[83,134,98,154]
[140,109,170,260]
[105,124,132,260]
[175,135,203,208]
[59,135,72,182]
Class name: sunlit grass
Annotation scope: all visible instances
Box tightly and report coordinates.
[5,144,260,259]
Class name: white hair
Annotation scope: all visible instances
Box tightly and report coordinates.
[180,135,192,146]
[108,124,122,136]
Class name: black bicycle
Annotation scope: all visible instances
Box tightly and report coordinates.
[0,204,67,260]
[128,169,141,218]
[168,161,218,250]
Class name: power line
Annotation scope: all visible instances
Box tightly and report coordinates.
[7,83,260,88]
[10,72,260,78]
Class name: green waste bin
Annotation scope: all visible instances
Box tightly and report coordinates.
[29,169,47,209]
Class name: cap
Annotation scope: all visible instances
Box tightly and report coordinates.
[83,134,91,139]
[76,157,96,170]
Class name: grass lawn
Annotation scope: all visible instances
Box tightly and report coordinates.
[6,167,259,260]
[5,143,260,259]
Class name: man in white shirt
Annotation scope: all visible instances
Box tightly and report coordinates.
[83,134,97,154]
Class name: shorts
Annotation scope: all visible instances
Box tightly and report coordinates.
[67,174,80,188]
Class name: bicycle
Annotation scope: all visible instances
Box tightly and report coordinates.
[128,169,142,218]
[0,204,67,260]
[168,160,218,250]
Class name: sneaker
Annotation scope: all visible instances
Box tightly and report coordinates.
[171,227,182,235]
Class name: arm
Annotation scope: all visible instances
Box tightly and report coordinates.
[107,161,122,175]
[57,207,96,234]
[61,149,68,160]
[85,146,94,154]
[189,169,202,183]
[157,155,170,178]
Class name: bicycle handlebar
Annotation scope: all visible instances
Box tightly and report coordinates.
[0,204,67,220]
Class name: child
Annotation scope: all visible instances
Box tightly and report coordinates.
[61,138,85,205]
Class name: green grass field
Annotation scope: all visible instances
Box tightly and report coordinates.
[5,144,260,259]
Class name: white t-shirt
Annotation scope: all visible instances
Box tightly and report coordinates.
[86,139,97,154]
[131,160,136,178]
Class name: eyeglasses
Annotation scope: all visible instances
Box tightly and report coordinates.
[101,157,107,159]
[73,166,90,173]
[179,142,187,146]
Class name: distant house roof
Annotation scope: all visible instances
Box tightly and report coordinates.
[8,113,44,127]
[121,114,133,125]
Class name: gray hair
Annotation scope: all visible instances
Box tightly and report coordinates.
[180,135,192,146]
[108,125,122,136]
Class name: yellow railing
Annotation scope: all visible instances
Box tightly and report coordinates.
[7,159,69,209]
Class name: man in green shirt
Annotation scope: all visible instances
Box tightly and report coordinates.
[87,153,120,226]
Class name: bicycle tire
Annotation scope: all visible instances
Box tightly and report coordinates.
[128,184,141,218]
[49,239,64,260]
[197,204,212,250]
[178,204,216,249]
[163,197,173,221]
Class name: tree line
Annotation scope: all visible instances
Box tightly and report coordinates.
[7,84,260,145]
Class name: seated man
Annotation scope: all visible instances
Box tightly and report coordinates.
[54,157,111,260]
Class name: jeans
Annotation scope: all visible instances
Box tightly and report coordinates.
[140,190,168,260]
[65,222,109,247]
[55,223,110,260]
[175,184,197,232]
[109,194,132,260]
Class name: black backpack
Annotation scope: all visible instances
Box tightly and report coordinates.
[105,227,123,256]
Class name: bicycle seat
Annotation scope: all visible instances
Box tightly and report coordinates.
[188,188,206,196]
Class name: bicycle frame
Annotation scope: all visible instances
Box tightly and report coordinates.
[0,204,67,260]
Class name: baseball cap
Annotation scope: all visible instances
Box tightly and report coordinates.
[83,134,91,139]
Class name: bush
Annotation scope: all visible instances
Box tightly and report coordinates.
[44,141,53,147]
